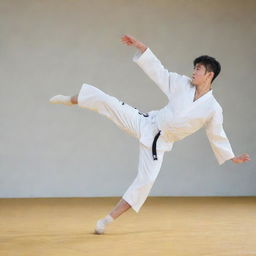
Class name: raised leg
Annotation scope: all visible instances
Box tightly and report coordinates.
[77,83,143,139]
[50,84,145,140]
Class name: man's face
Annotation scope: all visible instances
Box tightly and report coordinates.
[191,63,213,86]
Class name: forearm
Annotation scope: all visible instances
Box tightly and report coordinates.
[122,34,170,96]
[132,47,171,97]
[205,117,235,165]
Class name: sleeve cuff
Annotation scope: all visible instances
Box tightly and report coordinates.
[132,47,152,64]
[217,153,235,165]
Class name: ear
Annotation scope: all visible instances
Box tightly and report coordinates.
[207,71,214,81]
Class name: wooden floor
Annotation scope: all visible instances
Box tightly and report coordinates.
[0,197,255,256]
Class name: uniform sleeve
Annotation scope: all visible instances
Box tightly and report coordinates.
[132,48,181,98]
[204,108,235,165]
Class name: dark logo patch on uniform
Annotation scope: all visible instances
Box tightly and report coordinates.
[122,102,149,117]
[138,111,149,117]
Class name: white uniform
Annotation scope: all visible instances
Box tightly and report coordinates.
[77,48,235,212]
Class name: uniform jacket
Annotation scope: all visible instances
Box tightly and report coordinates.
[133,48,235,165]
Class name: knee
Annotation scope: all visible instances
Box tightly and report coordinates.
[138,173,158,185]
[137,178,155,191]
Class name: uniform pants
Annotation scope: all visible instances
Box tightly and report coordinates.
[78,83,165,212]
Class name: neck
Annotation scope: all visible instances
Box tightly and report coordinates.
[196,82,212,95]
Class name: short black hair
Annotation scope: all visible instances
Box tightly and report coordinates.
[193,55,221,83]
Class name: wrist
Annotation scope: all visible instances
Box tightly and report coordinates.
[136,42,147,53]
[231,157,236,162]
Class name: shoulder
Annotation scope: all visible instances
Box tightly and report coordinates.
[206,97,224,124]
[211,97,223,113]
[169,72,193,91]
[168,72,195,97]
[204,96,223,125]
[170,72,191,82]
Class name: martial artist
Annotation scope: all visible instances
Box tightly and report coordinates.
[49,34,250,234]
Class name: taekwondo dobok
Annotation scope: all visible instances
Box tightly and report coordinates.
[77,47,235,212]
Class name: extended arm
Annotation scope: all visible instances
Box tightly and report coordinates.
[205,108,250,165]
[121,34,175,97]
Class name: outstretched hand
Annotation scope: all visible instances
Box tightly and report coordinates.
[121,34,147,53]
[231,153,251,164]
[121,34,139,46]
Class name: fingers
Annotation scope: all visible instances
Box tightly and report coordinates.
[236,153,251,163]
[121,35,132,45]
[241,153,251,161]
[120,34,136,46]
[233,153,251,164]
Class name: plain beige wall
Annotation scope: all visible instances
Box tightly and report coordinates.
[0,0,255,198]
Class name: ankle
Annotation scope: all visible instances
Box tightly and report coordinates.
[100,214,114,225]
[71,95,78,104]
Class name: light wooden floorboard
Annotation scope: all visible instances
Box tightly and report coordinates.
[0,197,255,256]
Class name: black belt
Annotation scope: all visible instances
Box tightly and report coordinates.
[152,130,161,160]
[130,106,160,161]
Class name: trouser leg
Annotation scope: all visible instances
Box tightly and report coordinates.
[78,84,165,214]
[122,143,165,213]
[77,83,143,139]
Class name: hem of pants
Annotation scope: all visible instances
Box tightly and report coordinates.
[122,196,140,213]
[77,83,89,108]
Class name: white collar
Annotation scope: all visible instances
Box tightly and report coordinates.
[192,87,213,104]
